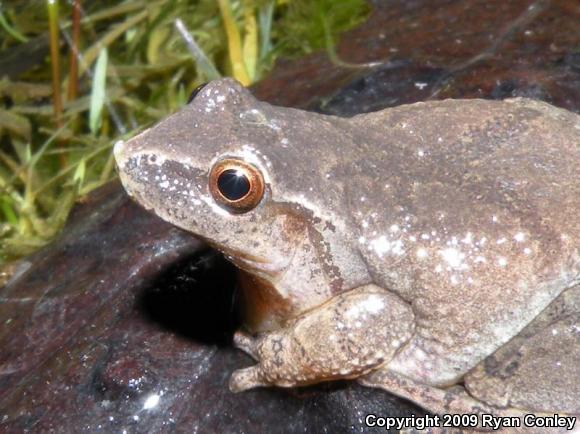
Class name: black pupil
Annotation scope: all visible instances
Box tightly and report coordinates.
[217,169,251,201]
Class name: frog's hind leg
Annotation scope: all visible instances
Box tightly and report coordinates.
[360,284,580,432]
[358,369,564,433]
[359,367,516,420]
[464,284,580,415]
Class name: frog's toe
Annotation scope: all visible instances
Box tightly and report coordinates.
[233,329,259,359]
[229,366,265,393]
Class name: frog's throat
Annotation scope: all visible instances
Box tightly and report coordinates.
[212,242,294,283]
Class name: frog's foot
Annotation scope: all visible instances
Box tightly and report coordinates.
[359,369,538,433]
[229,284,415,393]
[233,329,259,360]
[229,365,265,392]
[359,368,513,420]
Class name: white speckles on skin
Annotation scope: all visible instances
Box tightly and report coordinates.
[159,180,169,189]
[216,94,226,103]
[440,247,466,269]
[523,247,532,255]
[415,82,428,90]
[391,240,405,255]
[417,248,428,259]
[360,295,385,314]
[390,224,400,232]
[462,233,473,244]
[497,257,508,267]
[418,149,425,157]
[492,215,499,223]
[370,236,391,257]
[204,98,216,112]
[496,237,507,245]
[514,232,526,242]
[268,119,282,132]
[358,236,366,244]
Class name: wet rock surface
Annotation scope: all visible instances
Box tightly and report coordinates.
[2,0,580,432]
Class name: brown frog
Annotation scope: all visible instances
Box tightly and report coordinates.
[114,78,579,431]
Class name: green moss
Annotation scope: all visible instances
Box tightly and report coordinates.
[0,0,369,262]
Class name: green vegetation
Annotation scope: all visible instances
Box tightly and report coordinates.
[0,0,369,262]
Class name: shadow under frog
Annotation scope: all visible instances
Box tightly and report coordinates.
[114,78,579,432]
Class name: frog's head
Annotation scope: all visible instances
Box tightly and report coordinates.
[114,78,353,327]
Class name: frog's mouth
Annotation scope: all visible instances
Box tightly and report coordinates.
[216,245,293,282]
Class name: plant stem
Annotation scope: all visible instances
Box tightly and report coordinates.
[67,0,81,103]
[47,0,63,128]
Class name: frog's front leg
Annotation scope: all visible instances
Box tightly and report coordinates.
[229,284,414,392]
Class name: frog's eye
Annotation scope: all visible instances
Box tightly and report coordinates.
[209,159,265,213]
[187,82,208,104]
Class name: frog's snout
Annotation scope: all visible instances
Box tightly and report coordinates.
[113,139,127,169]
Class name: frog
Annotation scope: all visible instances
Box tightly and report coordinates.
[114,78,580,430]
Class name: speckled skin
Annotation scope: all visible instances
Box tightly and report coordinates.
[114,78,579,427]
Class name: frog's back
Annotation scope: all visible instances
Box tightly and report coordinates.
[342,98,580,385]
